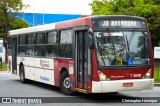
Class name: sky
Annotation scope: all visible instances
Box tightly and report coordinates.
[23,0,93,15]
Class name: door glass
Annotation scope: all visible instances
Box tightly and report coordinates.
[76,31,88,89]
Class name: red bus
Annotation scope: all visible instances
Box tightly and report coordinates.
[8,15,154,95]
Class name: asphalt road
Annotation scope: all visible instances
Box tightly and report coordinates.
[0,71,160,106]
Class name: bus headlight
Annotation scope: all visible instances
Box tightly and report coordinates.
[143,69,151,79]
[98,71,110,81]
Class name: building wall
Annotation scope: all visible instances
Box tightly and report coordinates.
[17,13,81,26]
[19,0,92,26]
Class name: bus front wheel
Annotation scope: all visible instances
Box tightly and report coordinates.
[19,65,27,83]
[59,71,74,95]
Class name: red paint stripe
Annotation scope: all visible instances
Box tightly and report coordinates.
[17,64,53,71]
[55,17,92,29]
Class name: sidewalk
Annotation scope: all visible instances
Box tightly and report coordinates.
[154,83,160,86]
[0,70,11,74]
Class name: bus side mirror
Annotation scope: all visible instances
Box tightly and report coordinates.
[88,29,94,49]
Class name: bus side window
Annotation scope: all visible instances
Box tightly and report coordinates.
[58,30,73,58]
[26,34,35,57]
[35,33,45,57]
[46,31,57,57]
[18,35,26,56]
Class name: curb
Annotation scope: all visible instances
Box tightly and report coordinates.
[0,69,7,71]
[0,70,10,73]
[154,83,160,86]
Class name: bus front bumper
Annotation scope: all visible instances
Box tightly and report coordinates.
[92,79,154,93]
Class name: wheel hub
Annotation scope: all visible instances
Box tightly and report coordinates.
[63,77,70,89]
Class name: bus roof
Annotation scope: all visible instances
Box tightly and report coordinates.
[9,15,146,36]
[9,23,56,36]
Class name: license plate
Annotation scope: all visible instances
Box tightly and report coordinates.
[123,82,133,87]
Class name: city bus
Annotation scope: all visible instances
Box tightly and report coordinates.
[8,15,154,95]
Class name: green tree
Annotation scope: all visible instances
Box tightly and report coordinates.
[0,0,28,63]
[10,18,29,30]
[89,0,160,47]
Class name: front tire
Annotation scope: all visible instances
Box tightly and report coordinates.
[19,65,27,83]
[59,71,74,95]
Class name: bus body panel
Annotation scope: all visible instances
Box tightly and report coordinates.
[53,59,75,88]
[100,68,150,80]
[34,58,54,85]
[146,21,154,78]
[92,49,99,81]
[55,17,92,29]
[17,57,55,85]
[92,79,154,93]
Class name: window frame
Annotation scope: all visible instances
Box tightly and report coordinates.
[58,29,73,59]
[45,30,58,58]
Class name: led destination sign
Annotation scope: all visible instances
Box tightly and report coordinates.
[92,20,146,29]
[101,21,137,27]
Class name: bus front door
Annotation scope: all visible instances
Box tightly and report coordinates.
[75,30,89,93]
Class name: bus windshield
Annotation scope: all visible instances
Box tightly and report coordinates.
[94,31,150,67]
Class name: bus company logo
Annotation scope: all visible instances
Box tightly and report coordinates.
[111,75,125,78]
[40,76,49,81]
[40,59,50,68]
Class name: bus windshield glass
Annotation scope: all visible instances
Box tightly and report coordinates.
[94,31,150,67]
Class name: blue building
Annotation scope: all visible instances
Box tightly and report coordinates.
[17,0,92,26]
[17,13,81,26]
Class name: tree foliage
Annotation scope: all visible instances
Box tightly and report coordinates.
[10,18,29,30]
[0,0,29,62]
[89,0,160,47]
